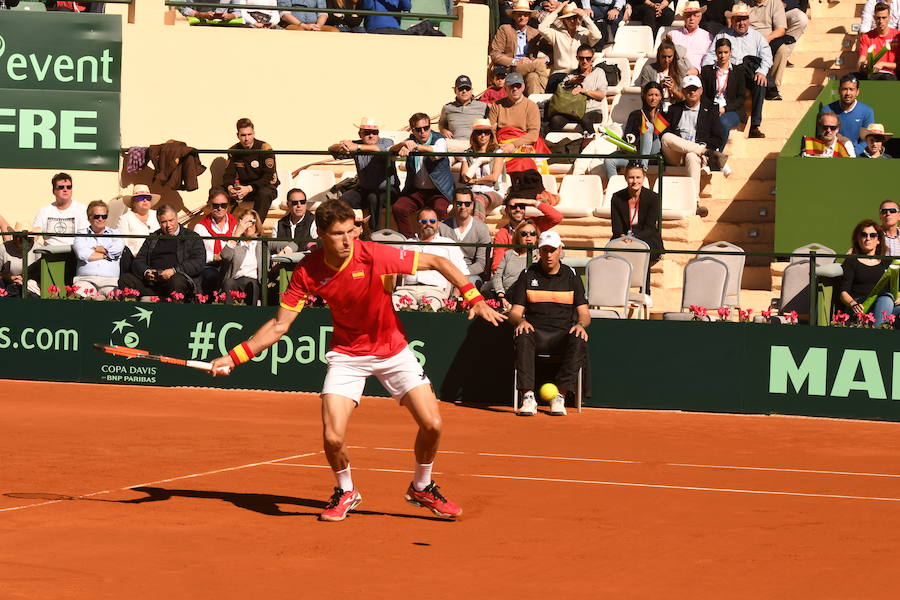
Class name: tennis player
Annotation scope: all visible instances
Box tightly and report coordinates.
[211,199,505,521]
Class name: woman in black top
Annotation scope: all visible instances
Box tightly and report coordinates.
[610,162,664,262]
[700,38,746,151]
[627,0,675,36]
[839,219,900,326]
[604,82,665,179]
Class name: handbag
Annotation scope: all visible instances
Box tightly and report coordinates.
[548,83,587,120]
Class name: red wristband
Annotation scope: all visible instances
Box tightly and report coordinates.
[459,282,484,307]
[228,342,255,366]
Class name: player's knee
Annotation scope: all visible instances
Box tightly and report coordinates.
[323,428,345,452]
[419,415,442,438]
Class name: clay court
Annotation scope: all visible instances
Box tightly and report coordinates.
[2,380,899,599]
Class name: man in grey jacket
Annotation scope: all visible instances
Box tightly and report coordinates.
[438,186,492,287]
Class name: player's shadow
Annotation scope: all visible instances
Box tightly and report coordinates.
[120,486,450,521]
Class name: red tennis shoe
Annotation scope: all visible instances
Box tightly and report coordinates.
[405,481,462,518]
[319,487,362,522]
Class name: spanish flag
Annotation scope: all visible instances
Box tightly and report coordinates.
[652,113,669,135]
[833,141,851,158]
[802,136,826,156]
[639,111,650,135]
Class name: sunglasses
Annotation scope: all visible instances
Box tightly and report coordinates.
[90,214,108,220]
[860,232,880,239]
[577,56,593,61]
[419,218,437,225]
[510,203,527,210]
[133,196,152,202]
[869,136,886,143]
[55,184,72,190]
[508,83,524,89]
[457,86,472,92]
[519,231,537,237]
[881,208,899,214]
[456,200,473,207]
[211,202,229,209]
[821,125,839,131]
[289,199,307,206]
[413,126,431,132]
[360,129,379,135]
[474,130,491,135]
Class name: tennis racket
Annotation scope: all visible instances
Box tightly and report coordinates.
[93,343,231,374]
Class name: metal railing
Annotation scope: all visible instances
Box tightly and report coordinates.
[164,0,458,22]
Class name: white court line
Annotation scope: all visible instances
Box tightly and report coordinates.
[479,452,639,464]
[668,463,900,479]
[0,452,321,514]
[268,463,900,503]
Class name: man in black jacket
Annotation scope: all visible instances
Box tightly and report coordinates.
[223,117,279,221]
[660,74,726,207]
[271,188,317,255]
[119,205,206,302]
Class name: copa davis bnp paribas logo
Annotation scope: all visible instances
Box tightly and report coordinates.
[100,306,158,384]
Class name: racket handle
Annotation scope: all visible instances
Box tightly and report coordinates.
[186,360,214,371]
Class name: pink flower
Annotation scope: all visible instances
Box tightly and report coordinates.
[485,298,501,310]
[442,297,458,311]
[398,294,414,307]
[787,311,799,324]
[761,309,772,320]
[0,288,8,297]
[123,287,139,298]
[689,305,708,320]
[717,306,731,320]
[48,285,59,295]
[887,314,896,325]
[832,310,850,326]
[195,293,209,304]
[168,291,185,303]
[149,296,160,303]
[738,308,753,322]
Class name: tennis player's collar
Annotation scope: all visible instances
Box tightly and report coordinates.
[324,239,355,272]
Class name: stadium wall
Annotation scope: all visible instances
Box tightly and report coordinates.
[3,300,900,422]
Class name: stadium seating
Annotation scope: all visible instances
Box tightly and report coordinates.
[603,25,654,61]
[295,170,335,209]
[609,91,643,127]
[652,176,696,220]
[604,235,652,319]
[556,175,603,217]
[586,255,631,318]
[699,241,745,308]
[663,257,730,320]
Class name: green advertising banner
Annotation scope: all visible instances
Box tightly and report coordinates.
[0,12,121,170]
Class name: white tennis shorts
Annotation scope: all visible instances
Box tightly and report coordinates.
[322,346,431,403]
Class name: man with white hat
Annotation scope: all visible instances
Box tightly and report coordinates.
[32,172,89,247]
[329,117,398,231]
[114,183,162,258]
[701,2,772,138]
[438,74,489,152]
[668,1,713,71]
[538,1,603,94]
[490,0,552,95]
[508,229,590,417]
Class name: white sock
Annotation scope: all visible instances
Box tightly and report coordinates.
[334,466,353,491]
[413,463,433,491]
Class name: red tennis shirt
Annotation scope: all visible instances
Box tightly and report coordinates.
[280,239,419,358]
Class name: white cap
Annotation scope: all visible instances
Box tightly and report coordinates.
[538,230,564,249]
[682,75,702,89]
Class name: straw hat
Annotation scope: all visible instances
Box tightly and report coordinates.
[860,123,894,140]
[725,2,751,17]
[505,0,534,16]
[122,183,161,208]
[471,118,493,131]
[353,209,371,225]
[558,2,580,18]
[355,116,379,130]
[682,0,707,14]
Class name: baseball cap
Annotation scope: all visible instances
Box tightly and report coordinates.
[682,74,702,89]
[491,65,508,78]
[455,75,473,89]
[538,230,564,249]
[505,72,525,86]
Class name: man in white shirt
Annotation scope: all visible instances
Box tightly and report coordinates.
[32,173,89,246]
[801,112,856,157]
[438,186,492,287]
[393,207,468,310]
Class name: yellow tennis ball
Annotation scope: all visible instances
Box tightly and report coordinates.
[539,383,559,402]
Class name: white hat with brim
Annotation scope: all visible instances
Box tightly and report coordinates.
[353,209,371,224]
[557,3,579,18]
[861,123,894,140]
[471,118,494,131]
[122,183,161,208]
[355,116,379,130]
[725,3,751,17]
[682,0,707,14]
[505,0,535,16]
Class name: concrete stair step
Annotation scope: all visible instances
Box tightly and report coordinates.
[777,83,825,101]
[782,66,831,86]
[728,132,790,155]
[704,198,775,223]
[802,18,856,36]
[761,99,815,119]
[813,1,864,19]
[712,176,776,199]
[796,34,855,52]
[699,221,775,247]
[727,157,777,180]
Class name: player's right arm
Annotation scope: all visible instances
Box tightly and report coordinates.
[210,307,300,375]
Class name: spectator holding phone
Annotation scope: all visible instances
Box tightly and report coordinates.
[634,40,691,110]
[220,209,265,306]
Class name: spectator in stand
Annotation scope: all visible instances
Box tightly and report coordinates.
[610,162,664,259]
[702,2,771,138]
[32,173,89,247]
[114,184,161,259]
[587,0,626,46]
[801,112,856,157]
[490,180,563,273]
[634,40,691,111]
[237,0,280,27]
[538,2,603,94]
[72,201,124,298]
[748,0,792,101]
[859,123,893,159]
[488,72,542,152]
[280,0,339,30]
[220,209,265,306]
[328,116,398,230]
[879,200,900,255]
[179,0,239,22]
[223,117,279,221]
[701,37,746,153]
[120,205,206,302]
[271,188,318,255]
[324,0,364,32]
[604,82,665,179]
[821,75,874,154]
[839,219,900,327]
[359,0,411,32]
[480,66,511,104]
[668,1,714,71]
[390,113,454,238]
[438,75,489,152]
[701,0,731,34]
[438,186,492,287]
[392,207,469,310]
[0,225,38,298]
[509,229,589,417]
[490,0,552,96]
[547,44,608,134]
[491,219,538,309]
[784,0,810,54]
[857,3,899,80]
[194,188,237,298]
[461,119,506,219]
[660,74,726,197]
[627,0,675,36]
[860,0,900,33]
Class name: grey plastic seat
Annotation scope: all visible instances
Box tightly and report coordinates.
[663,257,729,320]
[372,229,407,244]
[699,241,745,307]
[585,255,632,318]
[604,236,652,319]
[791,243,835,266]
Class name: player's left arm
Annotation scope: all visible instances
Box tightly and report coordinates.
[416,253,507,326]
[210,306,301,375]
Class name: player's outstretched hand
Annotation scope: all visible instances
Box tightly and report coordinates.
[469,301,507,326]
[210,355,235,377]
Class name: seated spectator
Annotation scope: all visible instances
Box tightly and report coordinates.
[237,0,280,27]
[0,226,38,298]
[359,0,411,33]
[586,0,626,46]
[547,44,608,134]
[490,0,552,96]
[271,188,318,255]
[220,209,265,306]
[390,113,454,238]
[461,119,506,218]
[702,3,772,139]
[488,72,542,152]
[114,184,161,259]
[509,229,589,417]
[801,112,855,157]
[660,74,726,196]
[491,219,538,310]
[538,2,603,94]
[880,200,900,255]
[438,186,492,287]
[439,75,489,152]
[392,208,468,309]
[490,184,563,273]
[668,1,713,71]
[627,0,675,36]
[701,0,731,35]
[784,0,809,57]
[701,38,746,154]
[480,66,511,104]
[604,82,666,179]
[324,0,364,32]
[279,0,339,30]
[634,40,690,111]
[179,0,239,22]
[839,219,900,327]
[72,201,124,297]
[32,172,89,247]
[223,117,279,221]
[329,116,399,230]
[859,123,893,158]
[857,3,899,80]
[748,0,792,101]
[194,188,237,298]
[821,75,874,155]
[119,205,206,302]
[860,0,900,34]
[610,162,664,259]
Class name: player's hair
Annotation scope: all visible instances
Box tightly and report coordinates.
[51,172,72,187]
[408,112,430,127]
[208,187,229,203]
[236,117,254,130]
[314,199,355,231]
[874,2,890,13]
[86,200,108,215]
[156,204,178,218]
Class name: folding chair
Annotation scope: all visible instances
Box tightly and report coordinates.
[604,235,652,318]
[663,257,729,320]
[699,241,745,308]
[586,255,632,318]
